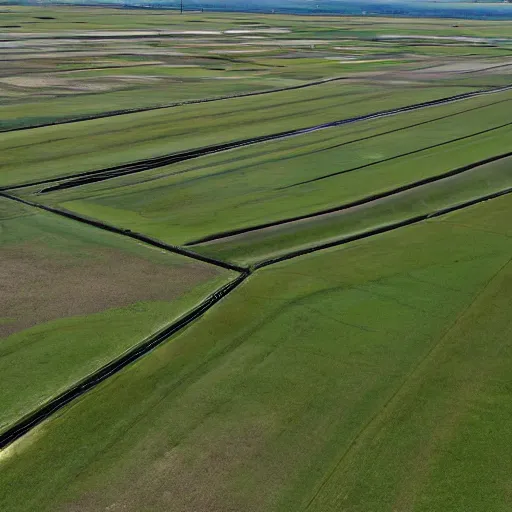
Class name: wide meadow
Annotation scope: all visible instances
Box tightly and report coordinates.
[1,6,511,511]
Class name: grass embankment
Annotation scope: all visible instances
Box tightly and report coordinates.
[0,197,236,435]
[33,89,512,245]
[0,193,510,512]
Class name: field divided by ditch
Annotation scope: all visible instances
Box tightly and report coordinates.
[1,7,512,512]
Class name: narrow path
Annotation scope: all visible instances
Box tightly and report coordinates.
[3,83,511,193]
[0,272,249,450]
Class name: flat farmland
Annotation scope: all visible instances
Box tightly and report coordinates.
[192,154,512,266]
[1,193,510,512]
[2,8,510,131]
[0,81,484,187]
[1,6,512,512]
[0,196,235,435]
[26,89,512,245]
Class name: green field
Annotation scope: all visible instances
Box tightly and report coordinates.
[192,154,512,266]
[0,197,235,434]
[0,81,484,187]
[1,6,512,512]
[26,89,512,245]
[1,193,510,511]
[2,6,511,130]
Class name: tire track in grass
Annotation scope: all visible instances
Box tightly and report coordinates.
[2,83,511,193]
[187,151,512,246]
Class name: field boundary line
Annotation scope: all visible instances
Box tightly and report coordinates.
[0,192,247,273]
[187,151,512,246]
[0,272,249,450]
[1,191,509,450]
[253,186,512,270]
[3,83,511,193]
[279,120,512,190]
[1,173,510,451]
[302,255,512,510]
[274,95,512,189]
[0,75,351,134]
[3,92,495,193]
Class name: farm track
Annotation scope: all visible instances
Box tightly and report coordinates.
[0,75,351,134]
[18,83,512,194]
[187,150,512,246]
[0,170,510,449]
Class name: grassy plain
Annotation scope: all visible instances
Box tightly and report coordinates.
[0,193,510,512]
[193,154,512,265]
[30,89,512,245]
[0,197,235,434]
[1,6,512,512]
[2,5,511,187]
[0,81,481,187]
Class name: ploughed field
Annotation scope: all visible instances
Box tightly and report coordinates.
[1,6,512,512]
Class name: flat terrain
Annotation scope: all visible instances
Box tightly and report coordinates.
[2,7,510,131]
[0,81,483,187]
[0,196,235,434]
[1,193,511,512]
[26,89,512,246]
[1,6,511,512]
[192,154,512,266]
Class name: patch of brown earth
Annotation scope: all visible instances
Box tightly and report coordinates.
[0,242,220,338]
